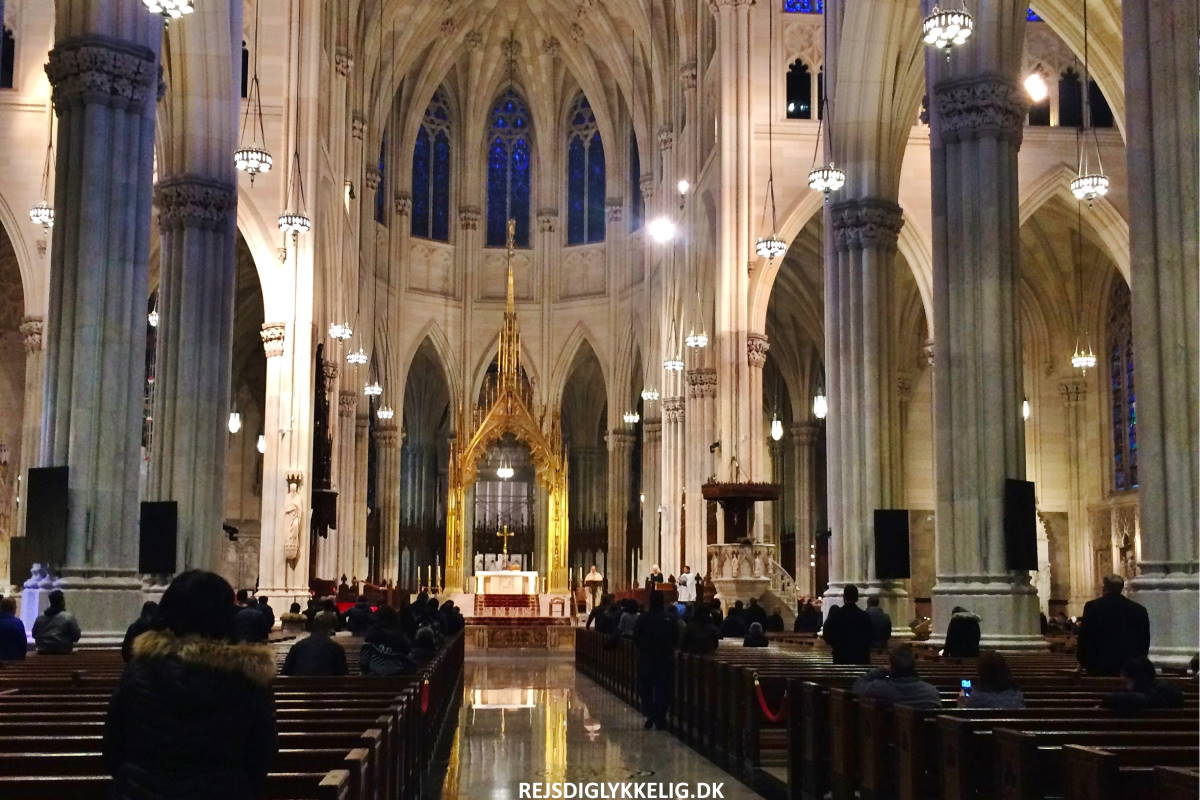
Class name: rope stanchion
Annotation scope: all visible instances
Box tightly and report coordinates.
[753,671,787,723]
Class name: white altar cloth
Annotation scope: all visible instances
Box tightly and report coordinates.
[474,570,539,594]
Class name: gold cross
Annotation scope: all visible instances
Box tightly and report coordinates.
[496,524,515,558]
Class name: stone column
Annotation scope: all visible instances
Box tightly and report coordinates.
[1123,0,1199,664]
[924,0,1041,647]
[766,439,784,545]
[351,412,370,582]
[791,422,819,598]
[335,390,358,581]
[1059,379,1092,614]
[640,418,662,577]
[605,429,634,590]
[147,176,237,572]
[823,198,910,631]
[745,334,769,540]
[16,317,43,539]
[38,9,161,634]
[661,396,686,577]
[373,419,400,585]
[686,366,717,566]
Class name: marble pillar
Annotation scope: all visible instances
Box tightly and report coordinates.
[351,412,370,582]
[147,176,237,572]
[822,198,910,633]
[661,396,686,577]
[373,419,400,585]
[640,418,662,577]
[745,334,769,540]
[16,317,43,540]
[1059,379,1092,614]
[605,429,634,590]
[335,390,358,581]
[925,0,1041,647]
[791,422,819,598]
[1123,0,1199,664]
[39,10,161,634]
[685,367,716,568]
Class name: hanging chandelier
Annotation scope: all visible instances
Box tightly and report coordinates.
[278,210,312,237]
[1070,0,1109,207]
[227,411,243,434]
[256,434,267,454]
[142,0,194,20]
[29,202,53,230]
[922,3,974,57]
[647,216,676,243]
[663,357,685,372]
[328,322,353,341]
[30,116,55,230]
[1022,396,1031,421]
[770,416,784,442]
[496,464,515,480]
[1024,72,1049,103]
[1070,172,1110,205]
[364,381,383,397]
[755,235,787,260]
[234,2,273,182]
[622,410,641,425]
[346,348,368,365]
[808,164,847,195]
[640,388,660,402]
[812,391,828,420]
[808,3,846,200]
[376,405,395,420]
[685,329,709,349]
[757,5,787,261]
[278,22,311,241]
[147,309,160,328]
[1071,342,1097,373]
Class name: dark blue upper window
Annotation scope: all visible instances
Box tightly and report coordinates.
[486,89,532,248]
[1026,10,1042,21]
[629,133,643,232]
[1,28,15,89]
[375,134,388,224]
[566,94,606,245]
[783,0,823,12]
[1108,278,1137,491]
[412,88,452,241]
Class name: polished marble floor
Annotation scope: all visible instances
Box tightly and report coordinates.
[431,652,764,799]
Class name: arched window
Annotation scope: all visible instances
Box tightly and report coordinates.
[783,0,824,11]
[1088,81,1114,128]
[240,40,249,98]
[629,133,643,232]
[786,60,812,119]
[566,93,605,245]
[1,27,15,89]
[1059,67,1083,128]
[486,88,532,248]
[375,134,388,225]
[411,88,452,241]
[817,66,825,120]
[1107,277,1137,492]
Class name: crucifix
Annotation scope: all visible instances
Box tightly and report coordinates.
[496,524,515,559]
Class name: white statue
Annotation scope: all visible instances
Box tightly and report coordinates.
[283,482,301,562]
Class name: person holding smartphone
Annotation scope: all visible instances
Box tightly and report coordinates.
[958,650,1026,709]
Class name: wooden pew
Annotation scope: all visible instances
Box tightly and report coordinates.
[1062,745,1199,800]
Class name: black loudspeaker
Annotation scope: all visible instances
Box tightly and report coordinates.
[1004,479,1039,570]
[139,501,178,574]
[873,509,911,580]
[311,490,338,534]
[25,466,69,568]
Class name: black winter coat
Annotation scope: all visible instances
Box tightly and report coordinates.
[943,612,982,658]
[281,632,349,676]
[822,603,873,665]
[104,630,278,800]
[1077,593,1150,676]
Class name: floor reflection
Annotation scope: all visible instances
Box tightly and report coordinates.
[434,653,763,799]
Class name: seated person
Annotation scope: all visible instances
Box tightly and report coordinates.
[764,611,785,633]
[409,627,439,666]
[679,610,720,656]
[961,650,1025,709]
[342,596,374,635]
[742,622,769,648]
[359,607,413,676]
[1101,657,1185,713]
[942,607,981,658]
[279,602,307,634]
[852,645,942,709]
[32,590,81,654]
[0,597,27,660]
[281,614,348,676]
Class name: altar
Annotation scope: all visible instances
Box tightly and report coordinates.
[474,570,539,595]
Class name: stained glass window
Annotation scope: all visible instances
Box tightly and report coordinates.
[375,134,387,225]
[486,88,532,248]
[1059,68,1083,128]
[783,0,823,12]
[629,133,643,232]
[240,41,249,98]
[1087,81,1114,128]
[0,28,14,89]
[1107,277,1137,491]
[787,60,812,119]
[411,88,452,241]
[1026,9,1043,21]
[566,94,606,245]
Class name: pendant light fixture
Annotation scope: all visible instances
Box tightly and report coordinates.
[234,1,273,183]
[622,410,641,425]
[644,19,676,244]
[770,416,784,441]
[640,388,660,401]
[497,462,515,480]
[376,405,394,420]
[142,0,194,20]
[227,411,243,434]
[1022,396,1031,421]
[256,433,267,454]
[756,4,787,260]
[29,116,54,230]
[1069,202,1096,373]
[808,11,845,198]
[812,391,828,420]
[1069,0,1109,206]
[328,322,353,341]
[922,2,974,58]
[278,13,311,240]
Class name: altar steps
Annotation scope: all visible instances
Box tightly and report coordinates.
[473,593,540,617]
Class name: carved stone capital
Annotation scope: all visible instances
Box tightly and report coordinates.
[605,199,623,224]
[154,176,236,233]
[351,113,366,140]
[680,61,698,90]
[791,421,819,446]
[642,418,662,436]
[830,198,904,252]
[933,74,1026,145]
[639,174,655,201]
[657,126,674,151]
[334,47,354,77]
[338,390,357,418]
[465,30,483,51]
[541,37,561,58]
[260,322,287,358]
[922,338,935,366]
[364,167,382,192]
[19,316,43,354]
[663,396,686,423]
[605,430,636,450]
[459,205,481,230]
[285,471,304,490]
[708,0,756,14]
[537,208,558,232]
[1059,380,1087,405]
[45,35,158,114]
[394,191,412,216]
[374,420,400,448]
[746,333,770,368]
[686,367,717,399]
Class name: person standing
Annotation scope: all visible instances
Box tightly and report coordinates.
[0,597,27,660]
[1077,574,1151,676]
[675,565,695,605]
[234,593,270,643]
[633,591,678,729]
[646,565,665,588]
[866,596,892,651]
[121,601,159,663]
[104,570,278,800]
[943,607,982,658]
[256,596,275,631]
[32,590,81,654]
[821,585,872,665]
[584,565,605,611]
[281,614,349,676]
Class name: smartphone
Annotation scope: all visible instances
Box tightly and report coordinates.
[960,679,973,696]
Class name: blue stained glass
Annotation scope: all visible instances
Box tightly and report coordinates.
[375,136,388,224]
[783,0,823,12]
[411,127,431,236]
[432,131,451,242]
[486,89,533,247]
[629,134,643,232]
[1107,278,1137,491]
[486,136,509,246]
[567,137,587,244]
[1026,10,1042,22]
[511,137,531,248]
[587,135,606,244]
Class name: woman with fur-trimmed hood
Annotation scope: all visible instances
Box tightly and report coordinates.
[104,570,278,800]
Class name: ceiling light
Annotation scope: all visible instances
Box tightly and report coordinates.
[1024,72,1049,103]
[676,179,690,196]
[497,465,515,480]
[755,235,787,260]
[685,331,709,349]
[1071,344,1097,373]
[28,201,53,230]
[647,216,676,243]
[148,309,159,328]
[622,410,641,425]
[364,381,383,397]
[812,393,828,420]
[278,212,312,236]
[256,434,266,454]
[143,0,194,19]
[640,389,660,401]
[922,4,974,57]
[1070,173,1110,205]
[346,348,368,365]
[234,146,273,182]
[808,164,846,196]
[663,357,685,372]
[770,416,784,441]
[1022,397,1031,421]
[328,322,353,341]
[227,412,243,434]
[377,405,394,420]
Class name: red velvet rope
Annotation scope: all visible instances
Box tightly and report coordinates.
[753,673,787,722]
[421,679,431,714]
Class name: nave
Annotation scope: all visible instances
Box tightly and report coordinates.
[431,652,763,800]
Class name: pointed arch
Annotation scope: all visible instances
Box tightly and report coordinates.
[484,87,534,248]
[1020,162,1129,281]
[547,322,609,412]
[396,319,460,418]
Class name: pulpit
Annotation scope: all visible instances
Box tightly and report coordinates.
[474,570,539,595]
